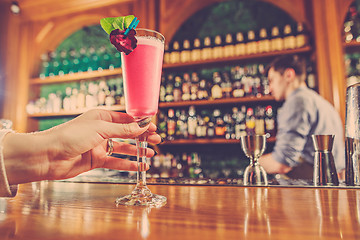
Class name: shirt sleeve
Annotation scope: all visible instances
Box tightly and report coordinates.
[0,129,18,197]
[272,97,313,167]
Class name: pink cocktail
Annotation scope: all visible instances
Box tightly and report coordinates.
[122,36,164,119]
[116,28,166,207]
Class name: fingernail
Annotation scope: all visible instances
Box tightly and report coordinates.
[137,118,151,128]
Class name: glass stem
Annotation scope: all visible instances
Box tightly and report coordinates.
[136,134,148,188]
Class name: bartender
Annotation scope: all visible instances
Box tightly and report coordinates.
[259,55,345,179]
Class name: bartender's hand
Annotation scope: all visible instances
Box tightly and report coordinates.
[3,109,161,185]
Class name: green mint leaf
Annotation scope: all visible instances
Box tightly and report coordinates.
[124,15,135,29]
[113,17,125,31]
[100,17,116,35]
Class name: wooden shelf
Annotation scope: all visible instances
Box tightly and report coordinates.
[344,41,360,52]
[159,96,275,108]
[160,136,276,145]
[30,68,122,85]
[28,105,125,118]
[163,46,312,70]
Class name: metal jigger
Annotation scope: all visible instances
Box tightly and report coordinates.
[312,135,339,186]
[240,135,268,186]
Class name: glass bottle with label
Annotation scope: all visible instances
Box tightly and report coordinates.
[221,71,233,98]
[214,109,226,138]
[182,73,191,101]
[191,38,202,62]
[295,22,308,48]
[198,79,209,100]
[258,28,271,53]
[231,66,245,98]
[246,30,258,55]
[188,106,197,139]
[170,41,181,64]
[164,43,171,64]
[201,36,212,60]
[165,74,175,102]
[270,26,284,51]
[224,33,235,58]
[211,72,223,99]
[283,24,296,50]
[212,35,223,59]
[255,106,265,135]
[265,105,276,137]
[245,107,256,135]
[167,108,176,141]
[235,32,246,56]
[180,39,191,63]
[173,76,183,102]
[190,72,200,101]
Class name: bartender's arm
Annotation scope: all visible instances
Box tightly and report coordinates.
[259,153,292,174]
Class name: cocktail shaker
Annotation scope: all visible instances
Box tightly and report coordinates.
[312,135,339,186]
[345,76,360,186]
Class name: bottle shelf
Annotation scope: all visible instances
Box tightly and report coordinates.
[30,68,122,85]
[160,136,276,145]
[163,46,312,70]
[27,104,125,118]
[159,95,275,108]
[344,41,360,52]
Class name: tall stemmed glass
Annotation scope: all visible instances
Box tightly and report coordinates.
[240,135,268,186]
[116,28,166,207]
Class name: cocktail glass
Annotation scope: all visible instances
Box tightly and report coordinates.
[240,135,268,186]
[115,28,166,207]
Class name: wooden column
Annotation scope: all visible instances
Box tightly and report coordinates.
[311,0,351,124]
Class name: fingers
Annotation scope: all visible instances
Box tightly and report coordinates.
[112,141,156,158]
[103,157,150,171]
[147,132,161,144]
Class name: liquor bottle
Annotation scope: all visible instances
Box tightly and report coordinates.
[246,30,258,55]
[283,24,296,50]
[175,109,183,139]
[79,47,90,72]
[224,113,235,140]
[105,84,116,107]
[63,87,72,111]
[258,28,271,53]
[231,66,245,98]
[188,106,197,139]
[306,62,316,89]
[159,75,166,102]
[234,32,246,56]
[167,108,176,141]
[242,66,253,96]
[70,88,78,110]
[221,71,232,98]
[270,26,284,51]
[211,72,223,99]
[255,106,265,135]
[88,46,99,71]
[179,109,188,139]
[170,41,181,64]
[173,76,183,102]
[48,51,59,77]
[190,72,200,101]
[77,81,86,109]
[260,64,270,96]
[169,154,181,178]
[39,53,50,79]
[181,153,189,178]
[164,43,171,64]
[212,35,223,59]
[201,36,212,60]
[196,115,204,138]
[233,106,246,139]
[58,50,70,75]
[157,110,167,140]
[165,74,175,102]
[151,155,161,179]
[197,79,209,100]
[252,65,263,97]
[180,39,191,63]
[214,109,226,138]
[97,80,107,106]
[191,38,202,62]
[245,107,256,135]
[68,49,80,74]
[223,33,235,58]
[182,73,191,101]
[207,121,215,139]
[295,22,308,48]
[265,105,276,137]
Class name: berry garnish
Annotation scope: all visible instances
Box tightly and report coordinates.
[110,29,137,55]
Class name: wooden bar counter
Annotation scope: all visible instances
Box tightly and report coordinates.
[0,182,359,239]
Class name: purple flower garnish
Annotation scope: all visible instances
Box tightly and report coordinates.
[110,29,137,55]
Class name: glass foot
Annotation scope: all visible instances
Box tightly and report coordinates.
[243,163,268,186]
[116,185,167,207]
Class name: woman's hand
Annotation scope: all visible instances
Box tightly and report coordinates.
[3,109,161,185]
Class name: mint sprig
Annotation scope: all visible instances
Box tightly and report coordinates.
[100,15,135,35]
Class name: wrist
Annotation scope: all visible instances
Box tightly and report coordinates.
[3,132,52,184]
